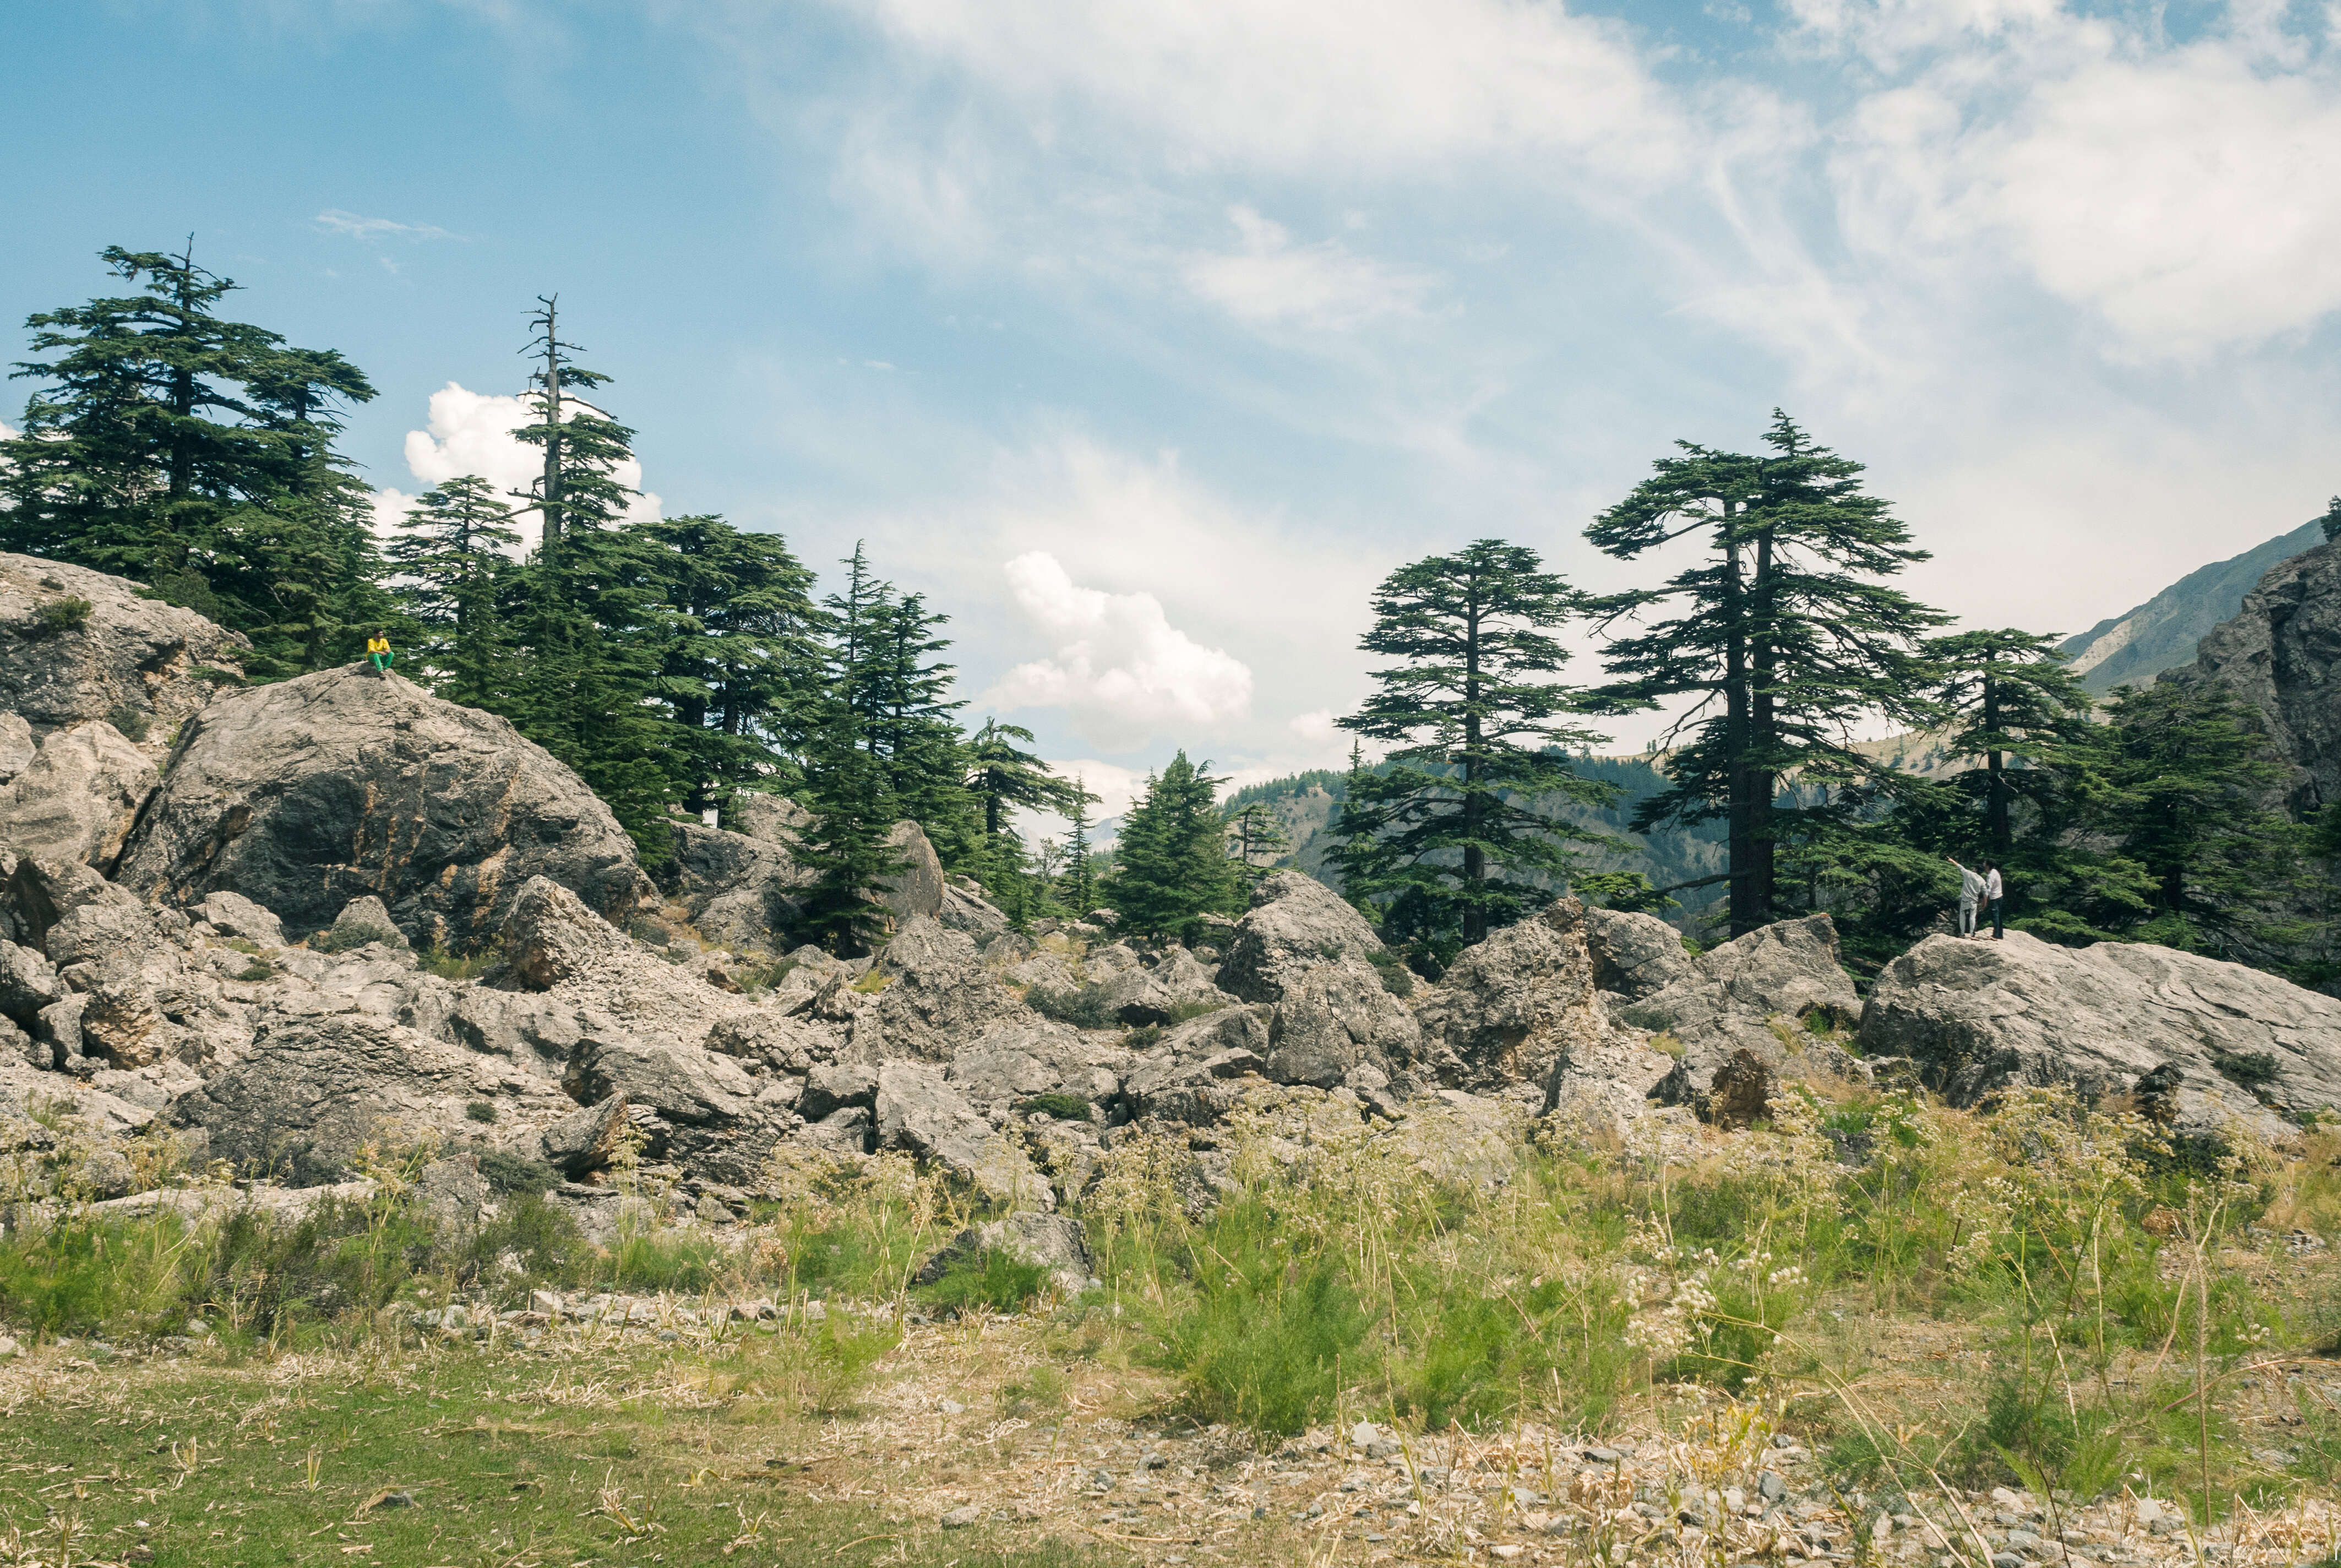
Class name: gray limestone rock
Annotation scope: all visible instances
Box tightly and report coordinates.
[2163,538,2341,814]
[1581,906,1694,1000]
[170,1012,492,1185]
[1414,898,1614,1092]
[0,939,61,1031]
[945,1019,1128,1114]
[728,791,812,845]
[936,880,1010,940]
[1216,870,1384,1004]
[875,1060,1052,1209]
[799,1060,880,1121]
[0,552,248,748]
[1096,945,1227,1026]
[1858,930,2341,1144]
[661,820,810,952]
[1263,959,1420,1090]
[111,663,653,951]
[879,820,946,921]
[195,890,284,949]
[323,895,409,952]
[0,715,33,786]
[1625,916,1865,1120]
[540,1094,630,1178]
[0,721,157,867]
[1123,1006,1274,1126]
[854,914,1031,1060]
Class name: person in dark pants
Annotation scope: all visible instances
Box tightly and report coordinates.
[1985,863,2004,939]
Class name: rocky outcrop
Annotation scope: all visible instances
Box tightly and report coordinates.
[1624,916,1865,1122]
[1414,899,1611,1092]
[0,721,156,866]
[0,716,33,785]
[2163,538,2341,813]
[1582,906,1693,1000]
[851,915,1032,1061]
[1095,945,1226,1026]
[875,1060,1052,1208]
[0,552,248,747]
[195,890,284,948]
[1858,930,2341,1145]
[1217,870,1383,1003]
[881,820,946,921]
[662,821,809,952]
[913,1212,1094,1296]
[111,665,654,950]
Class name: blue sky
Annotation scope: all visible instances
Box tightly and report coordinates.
[6,0,2338,815]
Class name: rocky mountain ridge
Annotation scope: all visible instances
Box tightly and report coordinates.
[0,550,2336,1240]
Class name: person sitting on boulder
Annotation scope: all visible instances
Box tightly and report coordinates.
[1947,855,1986,937]
[365,631,394,677]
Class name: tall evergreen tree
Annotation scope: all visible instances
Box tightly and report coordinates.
[1332,540,1616,951]
[493,300,679,858]
[1059,785,1097,916]
[386,475,520,704]
[793,698,910,956]
[865,591,979,862]
[1110,753,1243,939]
[2,243,379,660]
[1924,628,2093,862]
[1586,412,1947,936]
[1226,800,1292,879]
[643,513,821,811]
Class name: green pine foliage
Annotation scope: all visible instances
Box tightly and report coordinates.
[1,244,385,673]
[1332,540,1619,958]
[1108,753,1244,939]
[1586,412,1948,937]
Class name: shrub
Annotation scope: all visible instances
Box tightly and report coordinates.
[850,968,891,994]
[1365,949,1414,998]
[311,922,399,955]
[475,1148,558,1196]
[235,959,275,982]
[1028,984,1117,1030]
[419,944,494,981]
[103,703,150,742]
[2209,1045,2280,1086]
[916,1249,1052,1317]
[464,1101,498,1124]
[1016,1093,1094,1121]
[33,596,92,636]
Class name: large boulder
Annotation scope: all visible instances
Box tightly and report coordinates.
[1095,945,1228,1026]
[0,553,248,747]
[1624,915,1865,1121]
[1582,905,1693,1000]
[1413,899,1613,1092]
[851,914,1031,1060]
[875,1061,1052,1208]
[1858,931,2341,1145]
[945,1019,1129,1117]
[0,715,34,785]
[111,664,654,950]
[1216,871,1383,1003]
[1262,960,1421,1092]
[2163,538,2341,814]
[0,721,156,868]
[880,820,947,920]
[170,1012,495,1185]
[661,820,810,952]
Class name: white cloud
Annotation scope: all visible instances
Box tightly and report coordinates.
[984,551,1254,750]
[315,209,458,242]
[388,381,660,549]
[1182,206,1437,331]
[826,0,1686,178]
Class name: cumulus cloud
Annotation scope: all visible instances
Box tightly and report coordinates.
[984,551,1254,750]
[383,382,660,549]
[1182,206,1437,331]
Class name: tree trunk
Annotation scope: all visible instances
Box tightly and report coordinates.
[1461,575,1486,945]
[1746,526,1777,931]
[1984,669,2011,860]
[1722,516,1761,937]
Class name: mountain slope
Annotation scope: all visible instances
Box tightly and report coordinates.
[2057,520,2325,693]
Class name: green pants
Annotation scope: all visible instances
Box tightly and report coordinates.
[369,651,394,673]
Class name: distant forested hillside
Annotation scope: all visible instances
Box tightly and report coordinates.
[1224,756,1729,930]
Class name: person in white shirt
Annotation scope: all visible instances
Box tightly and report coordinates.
[1946,856,1988,936]
[1984,864,2004,940]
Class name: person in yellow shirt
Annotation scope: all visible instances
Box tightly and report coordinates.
[366,633,394,677]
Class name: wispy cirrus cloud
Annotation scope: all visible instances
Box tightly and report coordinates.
[314,209,460,242]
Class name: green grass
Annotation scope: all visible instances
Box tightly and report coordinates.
[0,1346,1118,1568]
[913,1249,1051,1317]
